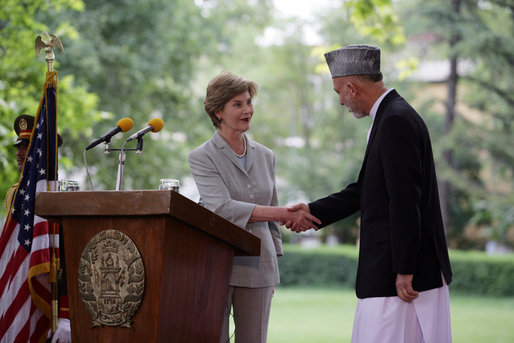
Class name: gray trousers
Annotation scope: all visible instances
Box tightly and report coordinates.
[219,286,274,343]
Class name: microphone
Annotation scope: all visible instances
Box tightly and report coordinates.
[125,118,164,142]
[86,117,134,150]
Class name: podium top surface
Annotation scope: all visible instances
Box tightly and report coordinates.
[35,190,260,256]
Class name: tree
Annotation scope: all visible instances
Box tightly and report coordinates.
[402,0,514,248]
[0,0,97,219]
[37,0,274,191]
[458,0,514,247]
[310,0,513,248]
[4,0,510,249]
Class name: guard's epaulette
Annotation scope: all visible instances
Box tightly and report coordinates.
[5,184,17,214]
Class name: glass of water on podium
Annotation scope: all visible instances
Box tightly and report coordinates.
[58,180,80,191]
[158,179,179,192]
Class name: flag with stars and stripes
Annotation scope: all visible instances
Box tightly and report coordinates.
[0,71,60,342]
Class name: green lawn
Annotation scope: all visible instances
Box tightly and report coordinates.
[260,287,514,343]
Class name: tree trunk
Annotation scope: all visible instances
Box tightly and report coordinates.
[440,0,461,238]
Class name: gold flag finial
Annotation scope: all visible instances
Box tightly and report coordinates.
[35,32,64,71]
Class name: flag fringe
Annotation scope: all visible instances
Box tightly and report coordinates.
[29,261,52,319]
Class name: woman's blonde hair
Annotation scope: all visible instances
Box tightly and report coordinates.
[204,72,258,128]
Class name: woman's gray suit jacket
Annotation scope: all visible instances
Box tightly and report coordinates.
[189,131,282,288]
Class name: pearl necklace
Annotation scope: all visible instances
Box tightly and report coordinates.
[234,134,247,158]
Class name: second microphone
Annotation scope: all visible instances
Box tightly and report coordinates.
[126,118,165,142]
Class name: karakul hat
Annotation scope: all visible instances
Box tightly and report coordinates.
[324,44,381,78]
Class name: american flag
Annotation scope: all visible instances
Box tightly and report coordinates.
[0,72,60,342]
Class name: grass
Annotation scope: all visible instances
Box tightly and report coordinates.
[260,286,514,343]
[268,287,354,342]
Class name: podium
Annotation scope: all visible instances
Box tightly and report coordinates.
[35,190,260,343]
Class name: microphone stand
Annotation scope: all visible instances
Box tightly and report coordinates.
[136,137,143,153]
[107,138,144,191]
[116,141,127,191]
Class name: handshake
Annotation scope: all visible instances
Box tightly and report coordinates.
[279,203,321,233]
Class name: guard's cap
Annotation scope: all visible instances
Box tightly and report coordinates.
[13,114,63,147]
[324,44,381,78]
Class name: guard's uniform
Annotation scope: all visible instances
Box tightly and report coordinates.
[4,184,17,214]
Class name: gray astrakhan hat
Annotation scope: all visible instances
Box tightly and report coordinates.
[324,44,381,78]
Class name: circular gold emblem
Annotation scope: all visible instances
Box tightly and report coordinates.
[78,230,145,328]
[19,118,28,131]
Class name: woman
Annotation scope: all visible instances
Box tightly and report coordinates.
[189,72,319,343]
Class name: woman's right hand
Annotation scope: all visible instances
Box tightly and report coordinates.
[280,204,321,232]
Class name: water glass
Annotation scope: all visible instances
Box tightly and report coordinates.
[59,180,80,191]
[159,179,180,192]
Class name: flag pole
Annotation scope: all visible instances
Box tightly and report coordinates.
[35,32,64,335]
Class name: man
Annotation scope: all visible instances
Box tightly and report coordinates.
[5,115,64,211]
[4,114,71,342]
[5,114,31,211]
[288,45,452,342]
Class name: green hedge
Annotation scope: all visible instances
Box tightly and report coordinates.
[278,245,358,288]
[278,244,514,296]
[448,250,514,296]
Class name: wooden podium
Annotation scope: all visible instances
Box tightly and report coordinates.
[35,190,260,343]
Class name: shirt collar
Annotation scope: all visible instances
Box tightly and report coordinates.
[369,88,394,123]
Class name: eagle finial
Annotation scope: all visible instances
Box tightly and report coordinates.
[35,32,64,71]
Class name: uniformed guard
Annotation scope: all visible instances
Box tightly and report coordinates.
[5,114,63,212]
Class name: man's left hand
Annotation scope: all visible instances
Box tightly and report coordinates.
[395,274,419,302]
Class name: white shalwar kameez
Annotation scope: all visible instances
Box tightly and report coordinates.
[351,277,451,343]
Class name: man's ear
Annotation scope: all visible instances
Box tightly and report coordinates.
[346,81,358,97]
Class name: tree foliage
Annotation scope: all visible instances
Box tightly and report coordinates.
[1,0,512,249]
[0,0,97,219]
[33,0,275,192]
[399,0,514,247]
